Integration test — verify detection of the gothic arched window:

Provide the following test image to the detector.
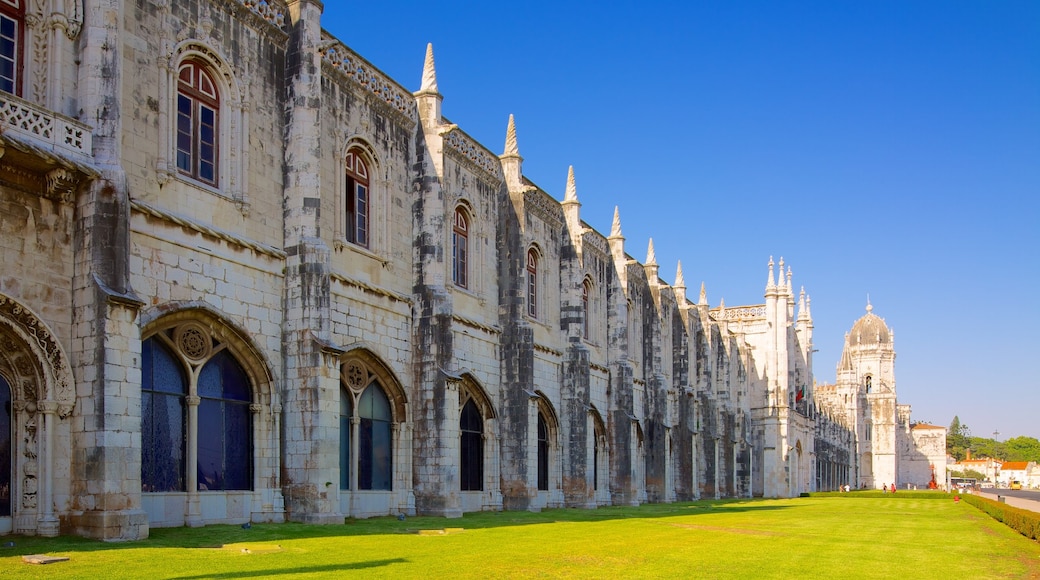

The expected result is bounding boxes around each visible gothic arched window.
[0,0,24,96]
[176,60,220,186]
[344,149,370,247]
[358,385,392,490]
[537,412,549,491]
[527,248,539,318]
[197,351,252,491]
[582,278,592,339]
[340,359,397,492]
[142,340,187,492]
[142,326,254,493]
[460,399,483,491]
[452,207,469,288]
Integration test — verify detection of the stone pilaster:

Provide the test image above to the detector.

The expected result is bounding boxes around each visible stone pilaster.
[67,0,148,541]
[280,0,341,524]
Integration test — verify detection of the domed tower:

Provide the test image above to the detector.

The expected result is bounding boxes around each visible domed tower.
[838,301,897,489]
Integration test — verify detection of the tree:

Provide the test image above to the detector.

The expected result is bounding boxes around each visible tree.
[1004,436,1040,463]
[947,416,971,461]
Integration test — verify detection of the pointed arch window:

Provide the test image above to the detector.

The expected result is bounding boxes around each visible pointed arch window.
[582,279,592,339]
[865,376,872,394]
[452,208,469,288]
[537,412,549,491]
[0,374,11,516]
[176,61,220,186]
[142,326,254,493]
[460,399,484,491]
[527,249,538,318]
[0,0,24,96]
[344,150,370,247]
[340,360,396,491]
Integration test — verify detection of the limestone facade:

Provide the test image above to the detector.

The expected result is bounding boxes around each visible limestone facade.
[815,305,946,490]
[0,1,891,540]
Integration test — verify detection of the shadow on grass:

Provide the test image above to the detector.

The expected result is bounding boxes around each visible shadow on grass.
[166,558,409,579]
[0,499,794,557]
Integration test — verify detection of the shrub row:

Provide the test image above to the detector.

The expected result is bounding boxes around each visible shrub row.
[960,493,1040,541]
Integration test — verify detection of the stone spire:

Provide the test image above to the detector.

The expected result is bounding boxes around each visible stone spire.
[644,239,659,283]
[420,42,438,93]
[504,114,519,156]
[766,256,776,291]
[564,165,577,202]
[805,293,812,318]
[674,261,686,300]
[500,114,523,191]
[786,266,793,293]
[610,206,623,238]
[699,282,707,306]
[777,257,785,291]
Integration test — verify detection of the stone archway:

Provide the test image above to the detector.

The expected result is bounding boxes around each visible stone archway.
[0,294,75,536]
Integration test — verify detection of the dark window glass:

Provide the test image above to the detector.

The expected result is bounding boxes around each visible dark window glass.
[452,209,468,288]
[527,250,538,318]
[176,62,219,185]
[0,8,19,95]
[537,413,549,491]
[460,399,483,491]
[358,385,392,490]
[0,374,11,516]
[176,95,193,173]
[197,351,252,491]
[340,390,351,490]
[141,339,187,492]
[344,151,370,248]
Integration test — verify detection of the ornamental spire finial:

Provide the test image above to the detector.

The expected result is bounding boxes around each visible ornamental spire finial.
[675,261,685,288]
[610,206,622,237]
[646,239,657,265]
[564,165,577,202]
[420,43,438,92]
[504,114,518,156]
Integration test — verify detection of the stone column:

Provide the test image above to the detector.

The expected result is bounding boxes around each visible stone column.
[280,0,342,524]
[184,396,201,527]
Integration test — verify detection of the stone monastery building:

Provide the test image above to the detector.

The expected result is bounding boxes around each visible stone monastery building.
[0,0,942,540]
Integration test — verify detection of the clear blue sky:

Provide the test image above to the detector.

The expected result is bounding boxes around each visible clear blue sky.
[324,1,1040,440]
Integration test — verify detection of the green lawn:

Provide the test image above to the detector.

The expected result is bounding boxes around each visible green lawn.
[1,496,1038,579]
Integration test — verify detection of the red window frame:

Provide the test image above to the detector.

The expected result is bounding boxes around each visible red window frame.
[452,208,469,288]
[0,0,24,96]
[176,61,220,186]
[345,150,370,247]
[527,249,538,318]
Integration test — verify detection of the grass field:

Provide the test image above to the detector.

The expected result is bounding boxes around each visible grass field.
[1,495,1038,579]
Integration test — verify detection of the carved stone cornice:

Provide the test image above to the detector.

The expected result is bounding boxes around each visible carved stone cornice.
[522,189,565,230]
[320,35,418,125]
[442,127,503,183]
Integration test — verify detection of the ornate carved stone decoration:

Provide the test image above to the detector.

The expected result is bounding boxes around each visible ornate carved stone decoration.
[0,295,74,415]
[319,35,418,124]
[175,322,212,363]
[343,360,368,392]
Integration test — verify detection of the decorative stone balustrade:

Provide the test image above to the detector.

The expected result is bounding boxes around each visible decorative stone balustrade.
[0,92,92,162]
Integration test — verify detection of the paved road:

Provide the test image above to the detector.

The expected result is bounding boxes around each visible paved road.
[978,487,1040,514]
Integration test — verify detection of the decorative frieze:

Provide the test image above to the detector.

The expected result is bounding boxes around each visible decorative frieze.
[523,189,565,230]
[709,305,766,321]
[320,36,418,123]
[443,127,502,181]
[234,0,287,30]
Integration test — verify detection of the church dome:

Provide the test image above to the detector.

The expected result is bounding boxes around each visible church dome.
[848,303,890,346]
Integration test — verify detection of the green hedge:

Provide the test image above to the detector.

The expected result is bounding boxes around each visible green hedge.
[960,493,1040,541]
